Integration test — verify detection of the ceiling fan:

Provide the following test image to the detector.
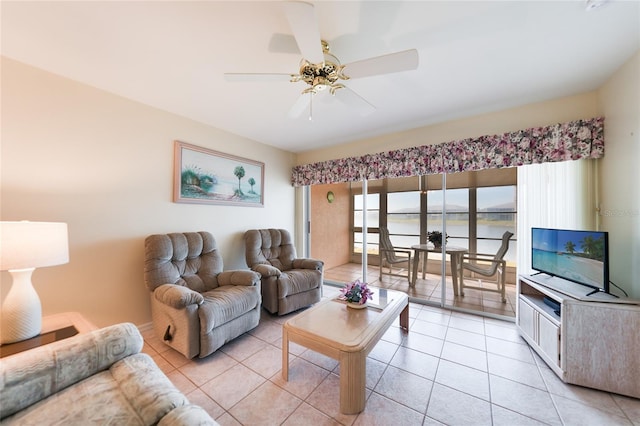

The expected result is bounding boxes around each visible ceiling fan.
[224,1,419,119]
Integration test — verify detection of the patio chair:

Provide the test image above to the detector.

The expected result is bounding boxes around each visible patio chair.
[378,227,412,284]
[459,231,513,302]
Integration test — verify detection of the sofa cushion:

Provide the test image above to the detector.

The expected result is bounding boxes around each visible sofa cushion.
[199,285,261,332]
[1,353,189,425]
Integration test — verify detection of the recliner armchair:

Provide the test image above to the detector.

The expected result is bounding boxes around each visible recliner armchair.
[144,231,261,359]
[244,229,323,315]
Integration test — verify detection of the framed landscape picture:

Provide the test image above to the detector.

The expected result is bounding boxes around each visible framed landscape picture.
[174,141,264,207]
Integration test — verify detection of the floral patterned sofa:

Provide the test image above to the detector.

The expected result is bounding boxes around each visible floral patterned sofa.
[0,322,217,425]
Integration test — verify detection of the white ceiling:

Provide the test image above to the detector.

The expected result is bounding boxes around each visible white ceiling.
[2,1,639,153]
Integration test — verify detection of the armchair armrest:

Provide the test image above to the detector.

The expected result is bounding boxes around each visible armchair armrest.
[218,270,261,286]
[154,284,204,309]
[252,263,281,277]
[0,323,143,419]
[292,258,324,271]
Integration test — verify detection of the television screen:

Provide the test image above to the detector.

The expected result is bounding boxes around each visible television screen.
[531,227,609,294]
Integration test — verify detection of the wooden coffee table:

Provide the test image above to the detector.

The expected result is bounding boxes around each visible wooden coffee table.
[282,288,409,414]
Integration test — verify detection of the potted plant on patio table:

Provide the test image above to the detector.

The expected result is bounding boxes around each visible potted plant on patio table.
[427,230,448,249]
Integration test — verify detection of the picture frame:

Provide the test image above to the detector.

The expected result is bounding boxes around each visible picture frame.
[174,141,264,207]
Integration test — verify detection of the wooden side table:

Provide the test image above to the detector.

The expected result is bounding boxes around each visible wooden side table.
[0,312,97,358]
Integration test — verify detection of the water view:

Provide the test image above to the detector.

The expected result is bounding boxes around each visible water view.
[356,221,516,263]
[353,186,517,262]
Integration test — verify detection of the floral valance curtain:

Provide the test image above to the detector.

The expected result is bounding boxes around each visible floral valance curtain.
[291,116,604,186]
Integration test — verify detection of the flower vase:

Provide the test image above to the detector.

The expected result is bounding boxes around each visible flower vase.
[347,302,367,309]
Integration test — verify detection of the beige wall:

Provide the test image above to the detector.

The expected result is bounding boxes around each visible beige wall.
[598,50,640,298]
[296,92,600,166]
[1,58,296,328]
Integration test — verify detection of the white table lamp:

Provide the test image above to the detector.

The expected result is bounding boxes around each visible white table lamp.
[0,221,69,344]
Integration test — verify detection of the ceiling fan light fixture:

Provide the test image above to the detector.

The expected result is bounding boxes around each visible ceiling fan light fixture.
[293,41,348,94]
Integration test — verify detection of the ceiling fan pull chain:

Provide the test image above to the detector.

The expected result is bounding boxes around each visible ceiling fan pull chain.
[309,92,313,121]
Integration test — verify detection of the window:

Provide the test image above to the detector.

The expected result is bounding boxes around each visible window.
[353,193,380,254]
[477,186,517,263]
[426,188,469,248]
[387,191,420,248]
[350,170,517,265]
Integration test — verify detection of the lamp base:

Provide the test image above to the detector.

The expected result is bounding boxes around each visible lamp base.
[0,268,42,344]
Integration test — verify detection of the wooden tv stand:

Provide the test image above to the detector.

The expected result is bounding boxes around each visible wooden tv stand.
[517,274,640,398]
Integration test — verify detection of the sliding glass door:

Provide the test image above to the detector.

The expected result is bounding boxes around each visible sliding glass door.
[308,168,517,319]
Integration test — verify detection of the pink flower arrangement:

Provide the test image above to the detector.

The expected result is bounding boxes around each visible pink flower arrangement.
[339,279,374,305]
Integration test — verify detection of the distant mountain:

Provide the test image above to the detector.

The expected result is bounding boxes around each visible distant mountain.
[426,203,469,213]
[478,201,516,212]
[388,203,468,214]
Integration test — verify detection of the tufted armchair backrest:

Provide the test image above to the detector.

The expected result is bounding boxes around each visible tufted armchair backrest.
[244,229,296,271]
[144,232,223,293]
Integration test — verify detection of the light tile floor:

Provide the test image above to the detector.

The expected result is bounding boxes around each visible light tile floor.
[141,285,640,426]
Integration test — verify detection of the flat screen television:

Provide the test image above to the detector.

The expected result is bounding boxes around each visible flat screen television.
[531,227,610,295]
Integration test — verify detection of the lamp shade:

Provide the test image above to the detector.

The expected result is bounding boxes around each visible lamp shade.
[0,221,69,271]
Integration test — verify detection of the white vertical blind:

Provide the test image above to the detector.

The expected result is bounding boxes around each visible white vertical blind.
[517,159,598,275]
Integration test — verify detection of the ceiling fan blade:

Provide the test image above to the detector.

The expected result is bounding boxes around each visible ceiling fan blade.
[288,92,314,118]
[224,73,293,82]
[268,33,300,54]
[283,1,324,64]
[334,87,376,116]
[343,49,419,79]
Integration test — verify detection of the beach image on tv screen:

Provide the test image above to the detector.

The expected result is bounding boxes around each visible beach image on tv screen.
[532,229,605,287]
